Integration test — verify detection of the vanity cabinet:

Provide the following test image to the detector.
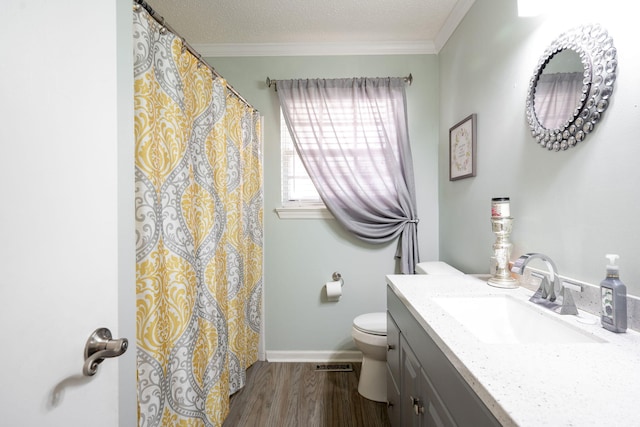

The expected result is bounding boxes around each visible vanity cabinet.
[387,285,500,427]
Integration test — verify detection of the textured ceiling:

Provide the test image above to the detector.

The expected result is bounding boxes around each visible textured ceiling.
[144,0,474,55]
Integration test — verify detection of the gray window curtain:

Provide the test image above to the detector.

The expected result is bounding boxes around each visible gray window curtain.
[534,72,583,129]
[277,77,419,274]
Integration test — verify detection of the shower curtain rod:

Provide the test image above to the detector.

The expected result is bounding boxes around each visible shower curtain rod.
[133,0,258,112]
[265,74,413,91]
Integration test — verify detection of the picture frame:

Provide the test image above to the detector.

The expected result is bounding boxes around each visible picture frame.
[449,113,477,181]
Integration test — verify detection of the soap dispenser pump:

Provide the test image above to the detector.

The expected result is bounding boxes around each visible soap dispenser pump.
[600,254,627,333]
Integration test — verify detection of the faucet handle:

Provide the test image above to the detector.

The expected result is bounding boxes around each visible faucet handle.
[555,280,580,315]
[559,285,579,315]
[529,273,549,302]
[531,271,558,302]
[561,280,583,293]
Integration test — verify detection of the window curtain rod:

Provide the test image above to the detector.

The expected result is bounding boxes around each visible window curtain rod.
[133,0,258,112]
[265,74,413,92]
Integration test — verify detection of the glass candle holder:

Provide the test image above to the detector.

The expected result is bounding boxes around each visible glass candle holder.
[488,208,518,289]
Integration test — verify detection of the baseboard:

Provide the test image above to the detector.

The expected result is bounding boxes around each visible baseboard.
[266,350,362,363]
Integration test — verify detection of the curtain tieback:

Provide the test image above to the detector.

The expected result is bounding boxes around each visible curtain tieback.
[406,218,419,224]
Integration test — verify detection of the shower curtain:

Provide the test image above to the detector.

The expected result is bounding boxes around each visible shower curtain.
[133,5,263,426]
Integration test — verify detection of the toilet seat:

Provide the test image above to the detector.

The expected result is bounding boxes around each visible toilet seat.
[353,312,387,336]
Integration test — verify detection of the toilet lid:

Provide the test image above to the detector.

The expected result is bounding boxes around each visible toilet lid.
[353,312,387,336]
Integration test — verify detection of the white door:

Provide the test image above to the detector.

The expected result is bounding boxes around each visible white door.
[0,1,136,425]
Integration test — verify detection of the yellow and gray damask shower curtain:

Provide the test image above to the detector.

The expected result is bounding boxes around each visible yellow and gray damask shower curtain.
[133,5,263,426]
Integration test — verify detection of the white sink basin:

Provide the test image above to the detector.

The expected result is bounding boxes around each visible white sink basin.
[432,294,605,344]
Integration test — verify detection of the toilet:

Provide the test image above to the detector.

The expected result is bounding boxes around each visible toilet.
[351,262,465,402]
[351,312,387,402]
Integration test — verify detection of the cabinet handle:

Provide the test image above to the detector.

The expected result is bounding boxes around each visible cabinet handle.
[409,395,425,415]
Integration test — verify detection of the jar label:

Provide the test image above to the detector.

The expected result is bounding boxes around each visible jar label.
[491,199,510,217]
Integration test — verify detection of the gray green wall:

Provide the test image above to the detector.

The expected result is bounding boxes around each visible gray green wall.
[208,0,640,356]
[439,0,640,294]
[208,55,439,355]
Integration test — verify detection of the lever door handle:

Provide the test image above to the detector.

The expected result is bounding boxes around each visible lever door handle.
[83,327,128,376]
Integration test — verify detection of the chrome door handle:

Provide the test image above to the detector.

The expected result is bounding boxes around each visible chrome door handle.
[83,327,128,376]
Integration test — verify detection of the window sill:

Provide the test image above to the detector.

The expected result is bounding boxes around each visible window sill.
[275,206,334,219]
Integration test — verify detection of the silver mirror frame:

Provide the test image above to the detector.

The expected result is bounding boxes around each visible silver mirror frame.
[525,24,617,151]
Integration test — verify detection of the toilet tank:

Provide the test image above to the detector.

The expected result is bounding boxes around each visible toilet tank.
[415,261,464,275]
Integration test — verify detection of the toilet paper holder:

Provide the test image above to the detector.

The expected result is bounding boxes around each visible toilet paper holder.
[332,272,344,286]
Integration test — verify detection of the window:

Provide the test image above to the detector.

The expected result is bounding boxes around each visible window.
[280,109,323,207]
[279,95,399,208]
[277,109,330,219]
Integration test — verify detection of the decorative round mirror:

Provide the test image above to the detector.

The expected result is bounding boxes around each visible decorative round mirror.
[525,24,617,151]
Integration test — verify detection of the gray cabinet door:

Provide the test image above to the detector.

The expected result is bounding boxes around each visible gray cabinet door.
[386,364,401,427]
[387,311,402,426]
[401,334,457,427]
[401,335,423,427]
[421,366,456,427]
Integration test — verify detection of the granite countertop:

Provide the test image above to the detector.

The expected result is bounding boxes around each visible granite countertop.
[386,274,640,427]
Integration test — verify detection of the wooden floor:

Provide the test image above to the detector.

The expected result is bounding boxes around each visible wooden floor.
[223,362,391,427]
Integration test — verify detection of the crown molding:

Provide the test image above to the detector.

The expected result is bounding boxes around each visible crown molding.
[192,0,475,57]
[193,40,437,57]
[434,0,476,52]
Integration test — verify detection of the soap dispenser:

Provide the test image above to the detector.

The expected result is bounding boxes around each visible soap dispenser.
[600,254,627,333]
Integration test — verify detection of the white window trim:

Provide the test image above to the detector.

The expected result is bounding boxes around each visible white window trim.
[275,204,334,220]
[280,108,330,219]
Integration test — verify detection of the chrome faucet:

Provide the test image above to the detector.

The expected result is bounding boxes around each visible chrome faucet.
[511,253,578,315]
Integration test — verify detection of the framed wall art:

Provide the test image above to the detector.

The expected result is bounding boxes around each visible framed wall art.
[449,114,477,181]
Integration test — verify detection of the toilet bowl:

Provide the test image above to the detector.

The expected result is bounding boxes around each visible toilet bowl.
[351,312,387,402]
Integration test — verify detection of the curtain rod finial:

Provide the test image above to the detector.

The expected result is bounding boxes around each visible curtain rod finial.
[266,77,277,91]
